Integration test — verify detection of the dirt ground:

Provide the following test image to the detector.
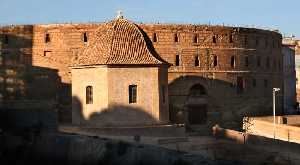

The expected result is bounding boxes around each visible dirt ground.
[59,126,300,165]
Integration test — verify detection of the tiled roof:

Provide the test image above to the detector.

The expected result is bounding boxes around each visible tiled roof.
[72,18,167,66]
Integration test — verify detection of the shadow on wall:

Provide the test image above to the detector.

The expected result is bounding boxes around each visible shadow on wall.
[0,28,71,129]
[168,75,274,126]
[0,29,65,102]
[137,26,169,64]
[72,96,159,127]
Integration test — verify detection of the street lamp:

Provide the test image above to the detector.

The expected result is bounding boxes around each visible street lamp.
[273,87,280,139]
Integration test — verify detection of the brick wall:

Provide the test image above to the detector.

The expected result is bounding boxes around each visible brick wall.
[0,22,284,126]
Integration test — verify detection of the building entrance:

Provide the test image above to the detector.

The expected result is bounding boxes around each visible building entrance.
[186,84,208,124]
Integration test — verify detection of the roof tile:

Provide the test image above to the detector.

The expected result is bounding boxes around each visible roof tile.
[72,18,167,66]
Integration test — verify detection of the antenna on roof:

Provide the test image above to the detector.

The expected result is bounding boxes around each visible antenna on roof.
[116,10,124,19]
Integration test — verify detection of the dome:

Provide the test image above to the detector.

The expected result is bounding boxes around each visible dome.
[72,18,167,66]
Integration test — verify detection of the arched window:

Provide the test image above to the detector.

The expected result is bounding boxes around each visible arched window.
[230,56,235,68]
[175,55,180,66]
[212,35,217,43]
[213,55,218,67]
[195,55,200,67]
[129,85,137,103]
[86,86,93,104]
[83,32,88,42]
[193,35,198,43]
[174,33,179,42]
[153,33,157,42]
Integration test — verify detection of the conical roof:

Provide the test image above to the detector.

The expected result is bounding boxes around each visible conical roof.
[72,18,167,66]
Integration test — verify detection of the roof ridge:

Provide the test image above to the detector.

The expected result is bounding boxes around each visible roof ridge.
[106,18,119,64]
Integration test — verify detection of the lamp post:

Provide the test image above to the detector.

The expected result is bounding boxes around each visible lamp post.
[273,87,280,139]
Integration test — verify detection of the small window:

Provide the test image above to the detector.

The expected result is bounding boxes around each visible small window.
[153,33,157,42]
[245,56,249,67]
[273,40,279,48]
[264,79,268,88]
[3,35,8,44]
[86,86,93,104]
[175,55,180,66]
[255,37,259,46]
[174,33,179,42]
[252,79,256,87]
[83,32,88,42]
[213,55,218,67]
[193,35,198,43]
[229,34,233,43]
[212,35,217,43]
[244,36,248,46]
[161,85,166,103]
[237,77,245,94]
[129,85,137,103]
[257,57,261,67]
[230,56,235,68]
[266,57,270,68]
[195,55,200,67]
[45,33,50,43]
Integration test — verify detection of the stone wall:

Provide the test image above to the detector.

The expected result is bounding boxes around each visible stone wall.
[0,25,60,106]
[140,24,283,126]
[243,115,300,143]
[0,22,284,126]
[72,65,169,126]
[71,66,109,125]
[1,132,220,165]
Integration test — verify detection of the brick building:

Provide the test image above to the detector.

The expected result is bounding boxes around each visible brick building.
[282,38,297,114]
[0,16,283,128]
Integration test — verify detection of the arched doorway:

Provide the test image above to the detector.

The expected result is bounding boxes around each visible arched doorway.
[185,84,208,124]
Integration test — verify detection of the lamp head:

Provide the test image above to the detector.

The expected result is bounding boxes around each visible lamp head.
[273,88,280,92]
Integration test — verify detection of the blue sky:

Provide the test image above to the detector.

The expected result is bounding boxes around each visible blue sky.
[0,0,299,38]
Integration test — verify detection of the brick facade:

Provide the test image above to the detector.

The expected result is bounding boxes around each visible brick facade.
[0,21,283,127]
